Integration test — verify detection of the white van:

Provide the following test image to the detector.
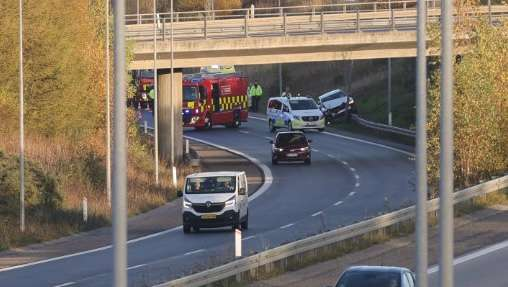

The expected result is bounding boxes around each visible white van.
[266,97,325,132]
[177,171,249,233]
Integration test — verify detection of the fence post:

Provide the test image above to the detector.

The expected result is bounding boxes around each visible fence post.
[235,229,242,258]
[279,7,283,17]
[144,120,148,134]
[172,166,178,187]
[404,1,407,9]
[374,3,377,12]
[244,13,249,37]
[162,18,165,41]
[82,197,88,223]
[320,11,324,34]
[391,8,395,30]
[204,16,208,39]
[283,12,287,36]
[356,9,360,32]
[176,12,179,22]
[185,139,189,155]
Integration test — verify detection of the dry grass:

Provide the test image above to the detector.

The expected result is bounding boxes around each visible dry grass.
[0,132,196,251]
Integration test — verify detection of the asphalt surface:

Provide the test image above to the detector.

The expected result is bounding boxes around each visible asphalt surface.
[0,112,414,287]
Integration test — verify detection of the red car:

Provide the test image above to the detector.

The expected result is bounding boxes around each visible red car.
[270,131,312,165]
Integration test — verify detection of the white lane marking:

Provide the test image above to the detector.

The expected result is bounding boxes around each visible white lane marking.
[264,136,273,141]
[355,182,360,188]
[334,201,344,206]
[280,223,295,229]
[184,136,273,203]
[326,154,336,159]
[311,148,319,152]
[184,249,205,256]
[0,136,273,273]
[348,192,356,196]
[239,130,250,134]
[249,116,414,157]
[0,225,182,273]
[242,235,256,241]
[53,282,76,287]
[355,174,360,180]
[341,160,349,166]
[350,167,356,172]
[427,239,508,274]
[312,211,323,217]
[323,131,415,157]
[127,264,146,271]
[249,115,267,121]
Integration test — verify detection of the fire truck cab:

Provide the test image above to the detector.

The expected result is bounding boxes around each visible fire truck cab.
[182,72,249,129]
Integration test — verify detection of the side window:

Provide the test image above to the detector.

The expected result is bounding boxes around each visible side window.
[401,272,413,287]
[282,104,289,113]
[238,175,246,195]
[198,85,206,102]
[269,100,282,110]
[405,272,415,287]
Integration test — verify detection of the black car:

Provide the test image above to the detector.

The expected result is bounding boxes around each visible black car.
[333,266,416,287]
[270,131,311,165]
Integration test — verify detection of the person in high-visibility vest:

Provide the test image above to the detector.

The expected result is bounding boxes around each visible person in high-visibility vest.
[251,81,263,113]
[247,83,253,111]
[148,87,155,111]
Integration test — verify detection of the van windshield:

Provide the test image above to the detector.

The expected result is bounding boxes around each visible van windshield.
[289,99,318,110]
[185,176,236,194]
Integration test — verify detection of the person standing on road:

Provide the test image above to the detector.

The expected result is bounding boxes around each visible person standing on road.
[281,86,292,98]
[148,86,155,111]
[251,80,263,113]
[247,83,253,111]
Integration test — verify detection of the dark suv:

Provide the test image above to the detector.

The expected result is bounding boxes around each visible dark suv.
[271,131,311,165]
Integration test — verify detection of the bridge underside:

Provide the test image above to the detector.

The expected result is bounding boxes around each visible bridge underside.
[129,31,427,70]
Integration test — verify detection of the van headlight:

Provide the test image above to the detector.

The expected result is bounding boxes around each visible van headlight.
[183,197,192,208]
[300,147,309,151]
[225,196,236,207]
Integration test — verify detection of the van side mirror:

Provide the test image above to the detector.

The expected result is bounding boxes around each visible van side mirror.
[239,187,246,195]
[177,190,183,197]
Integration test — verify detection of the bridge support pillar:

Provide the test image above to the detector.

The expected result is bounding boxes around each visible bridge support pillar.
[157,68,183,165]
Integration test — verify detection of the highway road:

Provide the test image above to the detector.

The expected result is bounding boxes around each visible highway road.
[428,239,508,287]
[0,114,414,287]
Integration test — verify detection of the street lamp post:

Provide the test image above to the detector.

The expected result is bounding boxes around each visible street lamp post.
[106,0,112,207]
[170,0,175,168]
[113,0,127,285]
[19,0,25,233]
[154,0,160,185]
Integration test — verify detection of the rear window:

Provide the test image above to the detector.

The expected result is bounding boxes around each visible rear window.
[336,271,401,287]
[322,91,346,102]
[289,99,318,110]
[276,133,308,147]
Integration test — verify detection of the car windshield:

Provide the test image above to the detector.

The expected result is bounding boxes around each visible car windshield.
[322,91,346,102]
[289,99,318,110]
[336,271,401,287]
[276,133,308,148]
[183,86,199,102]
[185,176,236,194]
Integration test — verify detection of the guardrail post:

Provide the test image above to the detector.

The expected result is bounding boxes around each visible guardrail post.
[162,18,165,41]
[204,16,208,39]
[185,139,189,155]
[279,7,283,17]
[82,197,88,223]
[144,120,148,134]
[356,9,360,32]
[172,166,177,187]
[176,12,179,22]
[403,2,407,9]
[373,3,377,12]
[244,13,249,37]
[343,4,346,13]
[391,8,395,30]
[283,13,287,36]
[320,12,324,34]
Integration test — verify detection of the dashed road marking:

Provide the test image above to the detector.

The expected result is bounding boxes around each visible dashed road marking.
[355,174,360,180]
[184,249,205,256]
[334,201,344,206]
[311,148,319,152]
[341,160,348,165]
[242,235,256,241]
[348,191,356,197]
[54,283,76,287]
[350,167,356,172]
[326,154,336,159]
[239,130,250,134]
[280,223,295,229]
[127,264,146,271]
[264,136,273,141]
[312,211,323,217]
[355,182,360,188]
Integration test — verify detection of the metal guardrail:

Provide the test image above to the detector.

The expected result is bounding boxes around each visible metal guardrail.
[156,175,508,287]
[125,5,508,42]
[126,0,437,24]
[352,114,416,137]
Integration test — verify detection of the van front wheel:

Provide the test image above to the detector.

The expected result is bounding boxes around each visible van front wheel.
[183,225,191,233]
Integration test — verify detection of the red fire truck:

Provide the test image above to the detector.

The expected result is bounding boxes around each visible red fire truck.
[182,72,249,129]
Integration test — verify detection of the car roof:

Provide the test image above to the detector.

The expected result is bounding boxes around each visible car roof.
[268,96,314,103]
[319,89,344,99]
[186,171,244,178]
[344,266,411,273]
[275,131,305,136]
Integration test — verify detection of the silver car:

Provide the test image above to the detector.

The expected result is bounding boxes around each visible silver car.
[333,266,416,287]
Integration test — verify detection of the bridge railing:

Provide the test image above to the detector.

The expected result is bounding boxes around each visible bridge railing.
[125,4,508,42]
[125,0,438,24]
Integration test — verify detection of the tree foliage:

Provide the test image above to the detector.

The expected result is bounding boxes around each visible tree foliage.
[427,18,508,195]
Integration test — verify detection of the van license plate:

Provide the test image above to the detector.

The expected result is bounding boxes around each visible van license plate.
[287,153,297,157]
[201,214,217,219]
